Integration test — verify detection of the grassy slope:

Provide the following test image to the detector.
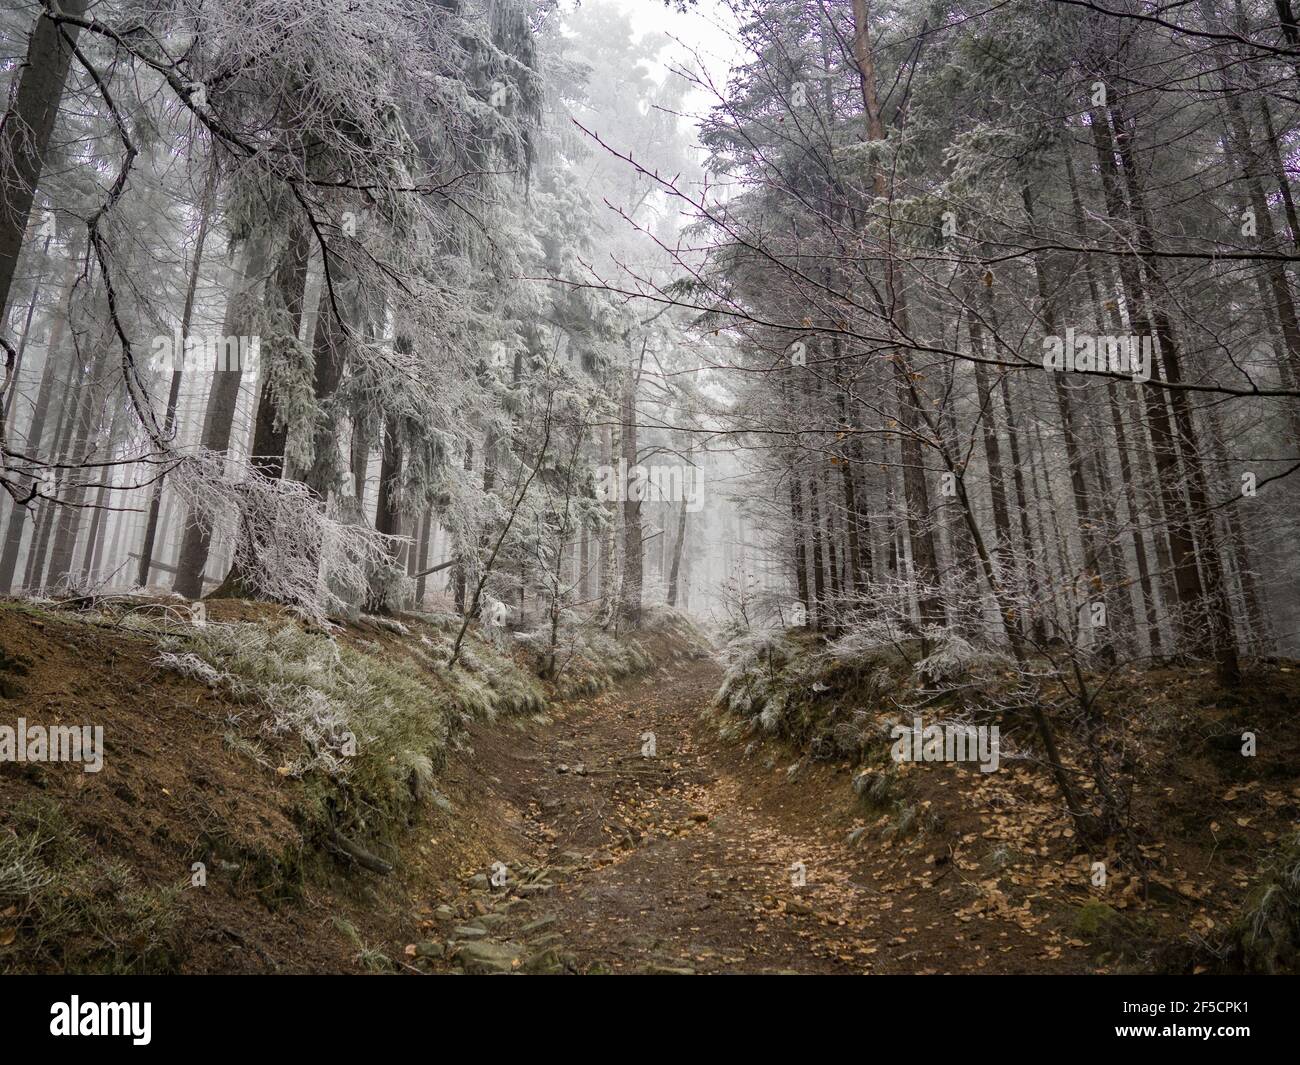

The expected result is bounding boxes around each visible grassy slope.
[0,597,707,974]
[710,629,1300,974]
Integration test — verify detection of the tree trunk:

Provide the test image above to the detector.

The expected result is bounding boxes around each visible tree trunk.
[1090,113,1209,647]
[790,470,809,618]
[578,521,591,606]
[366,414,403,612]
[1022,184,1115,660]
[0,0,89,320]
[172,232,271,597]
[302,254,356,499]
[619,372,642,628]
[413,505,432,607]
[1107,101,1240,683]
[246,221,311,484]
[0,240,81,592]
[3,229,54,426]
[138,156,216,586]
[20,347,79,590]
[45,339,113,589]
[666,500,687,607]
[848,0,942,632]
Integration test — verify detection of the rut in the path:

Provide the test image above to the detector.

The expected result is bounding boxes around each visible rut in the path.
[415,658,1082,975]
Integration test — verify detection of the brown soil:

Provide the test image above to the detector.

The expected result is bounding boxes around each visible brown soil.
[3,599,1295,975]
[414,658,1100,974]
[0,601,354,972]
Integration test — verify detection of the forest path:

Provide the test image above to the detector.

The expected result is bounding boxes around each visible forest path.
[422,656,1074,975]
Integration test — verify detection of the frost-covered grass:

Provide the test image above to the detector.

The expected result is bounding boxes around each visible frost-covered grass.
[514,603,709,696]
[150,606,701,858]
[1224,831,1300,974]
[0,798,180,974]
[713,627,910,759]
[713,625,1014,762]
[153,617,551,848]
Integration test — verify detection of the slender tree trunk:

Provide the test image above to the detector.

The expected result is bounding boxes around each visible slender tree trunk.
[45,340,113,589]
[848,0,941,631]
[790,470,809,617]
[3,229,53,426]
[807,465,826,629]
[414,505,432,607]
[968,312,1015,592]
[666,500,687,607]
[138,155,216,586]
[0,241,81,592]
[578,521,591,606]
[619,372,642,627]
[78,402,126,585]
[453,439,473,613]
[21,348,79,590]
[172,232,271,598]
[367,414,404,612]
[990,321,1049,643]
[0,0,89,320]
[1022,184,1115,659]
[1107,101,1240,683]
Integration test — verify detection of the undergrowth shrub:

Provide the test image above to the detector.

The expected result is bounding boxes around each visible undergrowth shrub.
[153,621,545,841]
[1222,832,1300,974]
[0,798,180,974]
[713,628,908,759]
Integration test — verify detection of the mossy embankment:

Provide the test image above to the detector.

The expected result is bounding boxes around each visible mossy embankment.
[710,628,1300,974]
[0,596,708,973]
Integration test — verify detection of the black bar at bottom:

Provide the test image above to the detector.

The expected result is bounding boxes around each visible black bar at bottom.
[0,974,1290,1051]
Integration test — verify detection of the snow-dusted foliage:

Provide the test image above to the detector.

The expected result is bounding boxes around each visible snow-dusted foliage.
[155,624,359,778]
[715,630,799,723]
[168,450,402,626]
[910,631,1012,683]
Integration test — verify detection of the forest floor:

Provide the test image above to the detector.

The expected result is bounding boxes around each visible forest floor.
[2,599,1294,974]
[413,658,1093,974]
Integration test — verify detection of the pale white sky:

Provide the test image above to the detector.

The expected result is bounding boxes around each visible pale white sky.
[609,0,742,104]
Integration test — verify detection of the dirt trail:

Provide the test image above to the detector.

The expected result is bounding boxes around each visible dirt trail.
[421,657,1084,975]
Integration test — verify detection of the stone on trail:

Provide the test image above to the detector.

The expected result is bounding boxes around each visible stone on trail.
[470,913,508,932]
[453,940,523,975]
[527,931,564,950]
[519,914,558,936]
[521,947,567,974]
[451,925,488,940]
